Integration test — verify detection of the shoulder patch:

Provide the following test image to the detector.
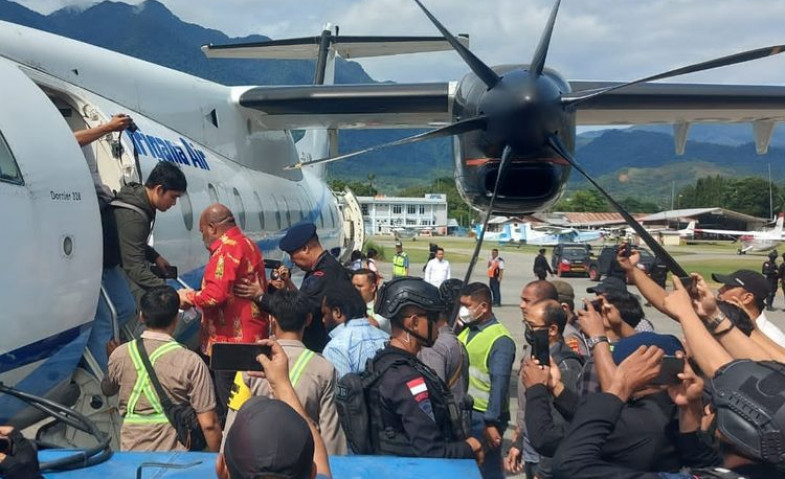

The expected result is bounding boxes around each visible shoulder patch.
[227,371,252,412]
[407,377,435,421]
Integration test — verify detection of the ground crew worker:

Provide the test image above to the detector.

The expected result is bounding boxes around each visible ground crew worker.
[392,241,409,277]
[487,249,504,306]
[458,283,515,479]
[533,248,553,280]
[763,250,779,311]
[367,277,484,461]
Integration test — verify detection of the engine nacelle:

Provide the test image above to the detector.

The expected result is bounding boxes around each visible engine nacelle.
[451,65,575,215]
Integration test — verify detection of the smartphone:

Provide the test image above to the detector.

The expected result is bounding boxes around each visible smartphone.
[210,343,272,371]
[0,437,11,454]
[651,356,684,385]
[583,298,604,311]
[619,243,631,257]
[151,265,178,279]
[531,329,550,367]
[678,276,698,298]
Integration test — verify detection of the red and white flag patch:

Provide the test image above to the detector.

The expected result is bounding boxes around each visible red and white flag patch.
[407,377,429,402]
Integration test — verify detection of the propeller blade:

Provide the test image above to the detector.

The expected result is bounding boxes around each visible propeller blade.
[530,0,562,77]
[413,0,501,89]
[563,44,785,107]
[547,135,689,279]
[287,115,487,170]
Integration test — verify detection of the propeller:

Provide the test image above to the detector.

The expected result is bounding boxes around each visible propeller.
[288,115,487,169]
[412,0,501,89]
[547,135,689,278]
[529,0,561,77]
[563,44,785,107]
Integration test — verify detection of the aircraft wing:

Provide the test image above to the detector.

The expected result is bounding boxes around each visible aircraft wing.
[694,227,754,237]
[570,81,785,125]
[236,82,454,130]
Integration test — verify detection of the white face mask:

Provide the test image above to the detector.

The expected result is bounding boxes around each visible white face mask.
[458,305,476,323]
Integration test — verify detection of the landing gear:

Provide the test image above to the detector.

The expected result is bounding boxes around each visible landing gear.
[737,248,746,255]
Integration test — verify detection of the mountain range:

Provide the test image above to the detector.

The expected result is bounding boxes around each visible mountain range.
[1,0,783,201]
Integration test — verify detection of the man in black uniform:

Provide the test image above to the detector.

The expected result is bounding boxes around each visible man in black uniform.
[780,252,785,310]
[762,250,779,311]
[366,277,484,461]
[243,223,350,352]
[534,248,554,280]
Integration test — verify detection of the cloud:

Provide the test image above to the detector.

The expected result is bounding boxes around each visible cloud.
[16,0,785,85]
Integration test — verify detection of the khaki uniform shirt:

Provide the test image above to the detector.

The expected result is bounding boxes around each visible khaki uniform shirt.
[224,339,347,455]
[102,331,216,452]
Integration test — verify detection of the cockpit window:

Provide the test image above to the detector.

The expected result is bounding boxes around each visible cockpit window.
[0,131,23,185]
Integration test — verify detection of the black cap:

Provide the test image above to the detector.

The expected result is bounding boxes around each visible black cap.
[587,276,627,295]
[279,223,317,253]
[225,397,314,479]
[712,269,770,303]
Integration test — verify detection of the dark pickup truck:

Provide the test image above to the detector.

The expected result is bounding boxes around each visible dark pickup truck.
[588,245,655,281]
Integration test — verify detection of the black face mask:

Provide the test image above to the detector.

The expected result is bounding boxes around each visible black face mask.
[525,325,535,347]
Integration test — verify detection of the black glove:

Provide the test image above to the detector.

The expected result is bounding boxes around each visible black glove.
[0,430,42,479]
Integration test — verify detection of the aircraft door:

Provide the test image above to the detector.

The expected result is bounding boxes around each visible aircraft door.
[0,59,101,386]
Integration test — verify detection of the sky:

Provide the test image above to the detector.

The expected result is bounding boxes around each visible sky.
[16,0,785,88]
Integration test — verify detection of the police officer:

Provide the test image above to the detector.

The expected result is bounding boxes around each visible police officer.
[779,252,785,310]
[392,241,409,278]
[762,250,779,311]
[367,277,484,461]
[242,223,351,352]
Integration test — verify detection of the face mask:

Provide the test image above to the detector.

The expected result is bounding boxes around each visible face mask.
[525,325,535,346]
[458,306,476,324]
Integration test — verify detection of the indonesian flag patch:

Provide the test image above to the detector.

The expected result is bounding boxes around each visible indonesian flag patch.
[407,377,435,421]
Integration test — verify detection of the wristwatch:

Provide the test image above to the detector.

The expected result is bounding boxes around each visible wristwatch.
[586,335,610,351]
[706,311,727,332]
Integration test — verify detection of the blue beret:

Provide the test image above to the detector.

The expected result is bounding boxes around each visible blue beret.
[279,223,317,252]
[612,332,683,365]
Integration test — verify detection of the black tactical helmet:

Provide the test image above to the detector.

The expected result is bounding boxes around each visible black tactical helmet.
[375,277,443,322]
[711,360,785,465]
[769,250,778,259]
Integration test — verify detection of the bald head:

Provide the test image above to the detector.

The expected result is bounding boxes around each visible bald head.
[199,203,236,249]
[520,280,558,318]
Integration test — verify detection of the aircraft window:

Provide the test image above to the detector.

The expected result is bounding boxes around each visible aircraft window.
[282,197,292,227]
[233,188,246,229]
[208,184,219,204]
[329,206,336,228]
[272,194,282,230]
[319,209,325,228]
[254,192,265,230]
[180,191,193,230]
[0,131,23,185]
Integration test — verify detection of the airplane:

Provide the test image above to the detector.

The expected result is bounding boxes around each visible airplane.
[475,221,602,246]
[695,213,785,254]
[607,221,696,241]
[2,0,785,473]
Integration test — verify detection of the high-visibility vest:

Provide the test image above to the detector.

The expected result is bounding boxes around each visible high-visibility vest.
[125,340,182,425]
[392,252,408,276]
[458,323,513,412]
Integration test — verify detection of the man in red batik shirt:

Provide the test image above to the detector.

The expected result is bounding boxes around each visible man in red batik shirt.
[178,203,267,424]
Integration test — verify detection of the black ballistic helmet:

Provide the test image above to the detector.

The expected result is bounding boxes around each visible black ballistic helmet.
[375,277,443,322]
[711,360,785,464]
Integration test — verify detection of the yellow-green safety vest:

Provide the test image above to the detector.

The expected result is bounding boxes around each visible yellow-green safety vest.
[458,323,513,412]
[392,252,408,276]
[125,340,182,425]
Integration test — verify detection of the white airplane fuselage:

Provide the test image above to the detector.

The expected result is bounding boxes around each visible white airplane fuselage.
[0,21,342,422]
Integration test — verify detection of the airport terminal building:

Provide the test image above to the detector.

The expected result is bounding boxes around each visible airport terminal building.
[357,194,449,235]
